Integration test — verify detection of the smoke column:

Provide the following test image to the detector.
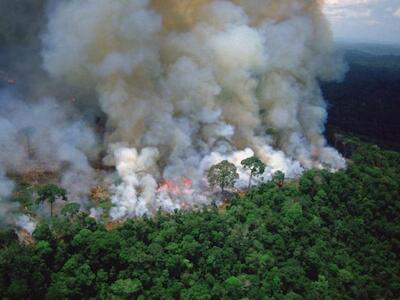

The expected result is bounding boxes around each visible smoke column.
[2,0,348,220]
[0,168,16,223]
[0,0,102,227]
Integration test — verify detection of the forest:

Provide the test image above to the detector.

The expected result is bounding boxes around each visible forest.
[0,1,400,299]
[323,45,400,148]
[1,143,399,299]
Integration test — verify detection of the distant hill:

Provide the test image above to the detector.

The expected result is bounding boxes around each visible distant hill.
[336,41,400,56]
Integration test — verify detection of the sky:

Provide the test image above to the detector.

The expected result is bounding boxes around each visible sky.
[324,0,400,44]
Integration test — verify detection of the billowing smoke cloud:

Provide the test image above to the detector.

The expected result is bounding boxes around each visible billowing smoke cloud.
[0,0,102,226]
[0,90,98,203]
[40,0,346,219]
[0,0,344,220]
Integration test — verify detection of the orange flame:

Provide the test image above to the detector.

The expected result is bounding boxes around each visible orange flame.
[157,177,193,195]
[180,201,189,209]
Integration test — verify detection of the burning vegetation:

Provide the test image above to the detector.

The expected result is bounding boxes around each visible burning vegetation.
[90,185,110,202]
[11,167,57,185]
[0,1,399,299]
[1,0,347,228]
[157,178,193,195]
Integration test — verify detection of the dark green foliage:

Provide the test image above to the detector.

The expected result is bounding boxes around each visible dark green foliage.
[11,183,35,214]
[61,203,81,219]
[0,145,399,299]
[208,160,239,193]
[36,184,67,217]
[241,156,266,189]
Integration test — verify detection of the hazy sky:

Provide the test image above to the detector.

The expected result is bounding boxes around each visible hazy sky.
[324,0,400,44]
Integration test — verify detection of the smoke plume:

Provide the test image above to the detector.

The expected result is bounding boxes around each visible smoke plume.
[1,0,347,221]
[0,168,16,223]
[0,89,98,224]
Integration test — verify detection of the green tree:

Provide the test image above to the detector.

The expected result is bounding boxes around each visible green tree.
[46,256,95,299]
[272,171,285,188]
[36,184,67,217]
[241,156,266,189]
[110,278,142,299]
[61,203,81,219]
[207,160,239,193]
[1,142,399,300]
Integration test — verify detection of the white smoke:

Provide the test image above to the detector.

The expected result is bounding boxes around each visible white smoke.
[39,0,346,219]
[0,169,14,199]
[0,90,98,203]
[15,215,37,234]
[0,169,35,233]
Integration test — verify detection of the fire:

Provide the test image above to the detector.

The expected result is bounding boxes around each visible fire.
[105,220,124,231]
[180,201,189,209]
[157,179,180,194]
[183,178,193,188]
[157,177,193,195]
[156,178,195,211]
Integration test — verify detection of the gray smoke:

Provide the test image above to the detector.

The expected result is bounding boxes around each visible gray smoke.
[42,0,347,219]
[0,168,16,223]
[0,90,98,211]
[1,0,347,222]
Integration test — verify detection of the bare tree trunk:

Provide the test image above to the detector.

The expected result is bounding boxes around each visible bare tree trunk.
[248,173,253,190]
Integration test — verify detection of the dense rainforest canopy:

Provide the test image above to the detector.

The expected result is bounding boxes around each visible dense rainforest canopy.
[0,144,399,299]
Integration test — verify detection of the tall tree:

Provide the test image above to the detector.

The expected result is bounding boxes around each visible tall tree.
[36,184,67,217]
[241,156,266,189]
[207,160,239,193]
